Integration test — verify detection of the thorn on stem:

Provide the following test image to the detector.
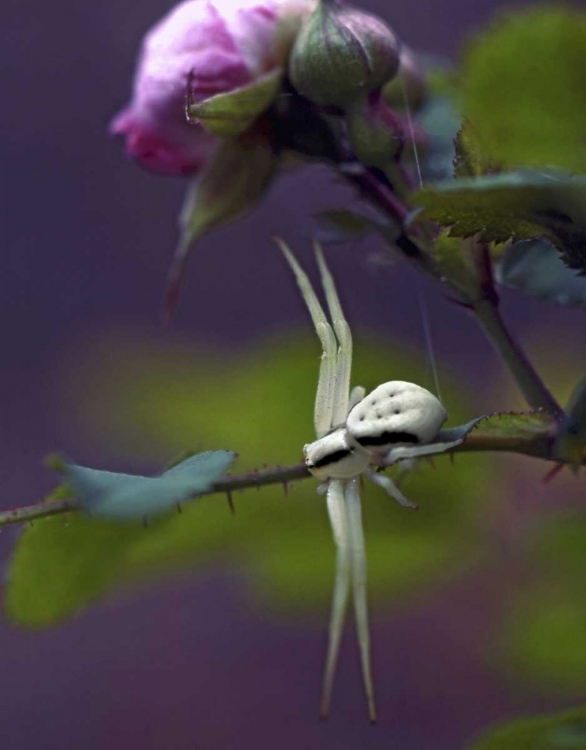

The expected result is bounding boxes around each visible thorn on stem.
[226,491,235,515]
[445,295,474,311]
[542,463,564,484]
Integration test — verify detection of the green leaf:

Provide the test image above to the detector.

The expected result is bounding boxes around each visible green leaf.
[499,239,586,308]
[66,451,236,521]
[166,135,277,317]
[415,171,586,273]
[473,411,555,437]
[500,516,586,691]
[6,337,492,627]
[187,70,282,136]
[447,410,557,460]
[6,515,144,628]
[461,6,586,172]
[454,121,500,178]
[432,231,479,302]
[501,585,586,693]
[466,706,586,750]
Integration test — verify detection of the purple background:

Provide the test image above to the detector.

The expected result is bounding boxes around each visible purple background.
[1,1,585,748]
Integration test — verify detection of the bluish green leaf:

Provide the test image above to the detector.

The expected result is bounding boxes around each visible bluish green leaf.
[417,96,461,183]
[499,239,586,307]
[166,136,277,317]
[438,416,484,444]
[67,451,236,522]
[389,417,485,463]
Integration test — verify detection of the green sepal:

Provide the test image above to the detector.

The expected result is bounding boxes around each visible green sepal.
[187,70,282,136]
[166,134,277,317]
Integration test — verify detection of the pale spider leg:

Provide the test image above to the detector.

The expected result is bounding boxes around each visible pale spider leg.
[392,457,419,487]
[365,469,418,509]
[345,476,377,723]
[278,241,338,437]
[383,437,465,466]
[314,242,353,427]
[321,479,351,720]
[348,385,366,411]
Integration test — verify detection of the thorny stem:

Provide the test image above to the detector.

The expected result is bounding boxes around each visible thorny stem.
[0,463,309,529]
[344,164,564,419]
[343,165,435,272]
[0,420,580,530]
[473,300,563,418]
[470,242,564,419]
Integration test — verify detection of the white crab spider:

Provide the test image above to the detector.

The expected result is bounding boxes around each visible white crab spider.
[279,240,453,723]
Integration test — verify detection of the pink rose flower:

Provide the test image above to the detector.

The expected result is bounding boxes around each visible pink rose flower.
[110,0,314,175]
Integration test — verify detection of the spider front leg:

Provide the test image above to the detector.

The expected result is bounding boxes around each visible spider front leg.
[278,240,338,437]
[314,243,353,426]
[382,437,465,466]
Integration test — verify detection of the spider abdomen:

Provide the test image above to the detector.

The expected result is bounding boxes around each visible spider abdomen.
[346,380,447,456]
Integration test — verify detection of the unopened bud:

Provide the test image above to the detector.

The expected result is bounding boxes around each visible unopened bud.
[289,0,401,109]
[346,92,403,168]
[383,46,428,112]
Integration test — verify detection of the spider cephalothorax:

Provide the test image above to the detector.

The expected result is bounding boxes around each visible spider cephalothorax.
[279,240,464,722]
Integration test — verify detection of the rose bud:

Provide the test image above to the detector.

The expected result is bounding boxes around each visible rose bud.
[110,0,315,175]
[289,0,401,110]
